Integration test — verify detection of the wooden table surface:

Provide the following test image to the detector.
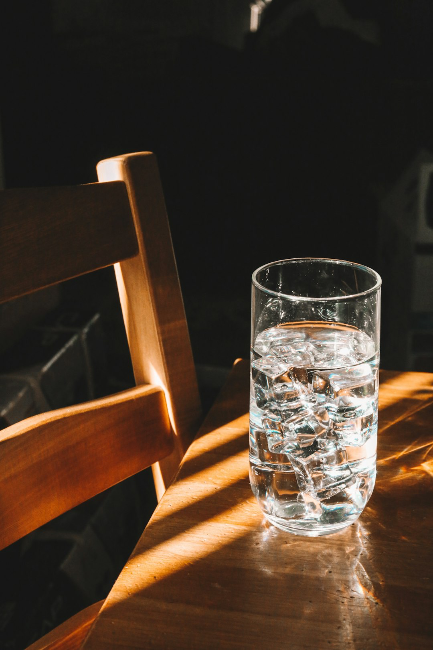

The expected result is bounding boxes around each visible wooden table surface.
[82,361,433,649]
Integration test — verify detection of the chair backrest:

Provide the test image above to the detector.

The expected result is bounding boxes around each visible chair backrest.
[0,151,202,552]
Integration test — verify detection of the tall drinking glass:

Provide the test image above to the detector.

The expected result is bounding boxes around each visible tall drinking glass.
[250,259,381,536]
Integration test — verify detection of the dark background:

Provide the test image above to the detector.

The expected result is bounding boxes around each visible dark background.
[2,0,433,370]
[1,2,433,646]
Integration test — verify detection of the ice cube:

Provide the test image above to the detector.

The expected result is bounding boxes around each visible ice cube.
[299,491,323,518]
[315,354,355,370]
[344,477,368,510]
[308,333,356,368]
[309,329,352,342]
[286,406,330,448]
[310,338,352,356]
[252,357,290,380]
[311,370,333,403]
[315,404,330,423]
[262,412,284,447]
[252,357,291,410]
[267,407,308,453]
[330,362,375,392]
[330,364,377,409]
[270,341,314,367]
[288,438,352,499]
[272,376,305,407]
[290,366,311,386]
[344,432,377,463]
[254,327,306,356]
[308,328,377,367]
[263,410,307,455]
[268,437,298,455]
[313,349,356,369]
[254,430,292,465]
[262,414,289,455]
[254,355,310,416]
[253,383,267,410]
[262,411,283,432]
[351,330,375,362]
[312,364,377,411]
[332,407,376,446]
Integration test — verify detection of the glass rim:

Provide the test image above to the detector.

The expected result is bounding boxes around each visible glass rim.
[252,258,382,302]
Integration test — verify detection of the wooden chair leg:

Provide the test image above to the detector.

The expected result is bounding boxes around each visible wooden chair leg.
[25,600,104,650]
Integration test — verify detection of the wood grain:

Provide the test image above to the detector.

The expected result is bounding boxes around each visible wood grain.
[97,153,202,498]
[26,600,103,650]
[0,385,173,550]
[0,181,137,303]
[82,362,433,650]
[0,152,202,649]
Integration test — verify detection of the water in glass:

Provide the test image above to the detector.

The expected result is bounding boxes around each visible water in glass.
[249,322,378,536]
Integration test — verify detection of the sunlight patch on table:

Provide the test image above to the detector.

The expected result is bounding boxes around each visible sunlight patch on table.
[379,371,433,394]
[187,415,249,459]
[103,497,256,606]
[413,459,433,478]
[378,439,433,465]
[155,448,250,517]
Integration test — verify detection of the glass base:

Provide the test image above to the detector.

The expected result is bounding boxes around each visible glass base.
[265,512,360,537]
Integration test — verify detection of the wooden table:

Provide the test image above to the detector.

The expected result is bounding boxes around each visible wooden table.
[82,361,433,649]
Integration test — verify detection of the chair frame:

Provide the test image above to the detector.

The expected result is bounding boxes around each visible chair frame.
[0,151,202,549]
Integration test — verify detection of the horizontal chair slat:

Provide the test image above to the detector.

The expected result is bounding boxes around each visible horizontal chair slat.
[0,181,138,303]
[0,385,173,550]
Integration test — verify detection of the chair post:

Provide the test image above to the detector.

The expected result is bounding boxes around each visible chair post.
[97,152,202,498]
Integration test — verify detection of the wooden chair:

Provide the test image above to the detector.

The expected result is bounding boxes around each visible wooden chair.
[0,152,202,649]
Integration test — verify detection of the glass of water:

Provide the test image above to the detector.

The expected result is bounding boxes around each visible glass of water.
[249,258,381,536]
